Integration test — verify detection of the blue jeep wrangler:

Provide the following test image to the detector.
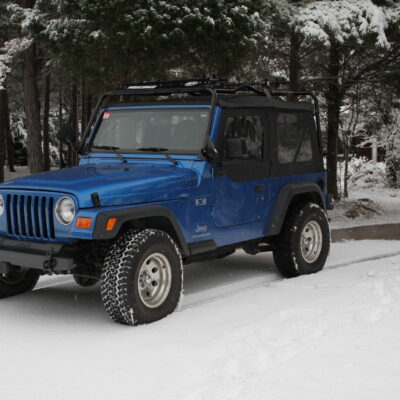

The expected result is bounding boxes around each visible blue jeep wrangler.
[0,79,331,325]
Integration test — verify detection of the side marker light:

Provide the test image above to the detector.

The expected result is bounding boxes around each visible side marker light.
[106,218,117,231]
[76,217,92,229]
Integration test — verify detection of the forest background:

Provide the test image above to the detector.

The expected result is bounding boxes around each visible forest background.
[1,0,400,199]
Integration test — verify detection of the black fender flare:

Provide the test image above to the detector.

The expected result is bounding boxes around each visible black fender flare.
[267,183,325,236]
[93,205,189,256]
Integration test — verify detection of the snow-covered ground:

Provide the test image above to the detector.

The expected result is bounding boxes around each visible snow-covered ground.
[329,187,400,229]
[1,241,400,400]
[3,165,33,181]
[331,158,400,228]
[1,167,400,398]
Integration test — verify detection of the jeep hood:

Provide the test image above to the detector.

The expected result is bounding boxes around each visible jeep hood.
[1,163,198,208]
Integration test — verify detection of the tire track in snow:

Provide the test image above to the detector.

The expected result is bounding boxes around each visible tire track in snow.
[327,250,400,270]
[179,250,400,311]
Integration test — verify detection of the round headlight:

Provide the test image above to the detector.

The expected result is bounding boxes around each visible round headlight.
[0,194,4,217]
[56,197,76,225]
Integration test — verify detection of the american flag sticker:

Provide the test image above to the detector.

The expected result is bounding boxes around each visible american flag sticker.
[103,111,111,120]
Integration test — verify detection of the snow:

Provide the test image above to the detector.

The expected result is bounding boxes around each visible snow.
[89,30,102,39]
[293,0,394,48]
[4,166,37,181]
[2,168,400,398]
[0,58,11,90]
[344,158,387,189]
[331,158,400,228]
[0,37,32,89]
[1,241,400,399]
[329,188,400,229]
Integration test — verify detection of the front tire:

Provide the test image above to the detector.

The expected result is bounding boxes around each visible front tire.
[101,229,183,325]
[0,267,41,298]
[273,202,330,278]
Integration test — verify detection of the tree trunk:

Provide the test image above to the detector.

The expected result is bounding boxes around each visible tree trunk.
[216,56,232,80]
[69,80,79,166]
[0,90,6,183]
[343,131,349,198]
[85,94,92,126]
[289,29,302,98]
[58,87,66,168]
[43,70,51,171]
[3,89,15,172]
[22,0,43,174]
[81,79,86,138]
[325,39,342,200]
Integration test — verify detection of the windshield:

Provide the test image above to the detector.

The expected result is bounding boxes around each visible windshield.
[91,107,211,153]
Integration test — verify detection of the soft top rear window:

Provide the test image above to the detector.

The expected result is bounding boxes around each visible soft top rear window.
[277,112,314,164]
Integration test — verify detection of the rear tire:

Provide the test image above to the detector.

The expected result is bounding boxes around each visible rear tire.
[0,267,40,298]
[273,202,330,278]
[101,229,183,325]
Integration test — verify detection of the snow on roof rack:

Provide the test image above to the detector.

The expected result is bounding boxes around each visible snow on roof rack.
[120,77,296,96]
[122,78,227,90]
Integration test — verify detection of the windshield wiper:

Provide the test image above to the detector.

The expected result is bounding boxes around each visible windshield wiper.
[92,145,127,163]
[137,147,178,165]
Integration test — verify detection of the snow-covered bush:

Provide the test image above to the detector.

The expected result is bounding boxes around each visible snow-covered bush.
[346,158,387,189]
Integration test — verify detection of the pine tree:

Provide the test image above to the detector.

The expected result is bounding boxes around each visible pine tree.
[291,0,400,199]
[0,0,10,182]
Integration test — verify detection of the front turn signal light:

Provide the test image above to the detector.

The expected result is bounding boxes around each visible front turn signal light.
[106,218,117,231]
[76,217,92,229]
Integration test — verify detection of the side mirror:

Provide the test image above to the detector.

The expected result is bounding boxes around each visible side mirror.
[57,124,77,147]
[201,137,219,162]
[225,138,247,159]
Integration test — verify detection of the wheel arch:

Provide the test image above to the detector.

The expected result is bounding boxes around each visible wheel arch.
[93,205,190,256]
[267,183,326,237]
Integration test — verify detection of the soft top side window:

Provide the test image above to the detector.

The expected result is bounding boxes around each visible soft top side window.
[277,112,314,164]
[223,114,264,160]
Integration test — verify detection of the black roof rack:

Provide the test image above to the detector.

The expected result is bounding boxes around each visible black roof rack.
[121,78,226,90]
[121,77,285,96]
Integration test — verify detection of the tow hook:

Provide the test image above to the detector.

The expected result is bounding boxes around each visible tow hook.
[43,255,57,272]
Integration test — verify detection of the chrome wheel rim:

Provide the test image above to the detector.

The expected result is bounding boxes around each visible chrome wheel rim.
[300,220,323,263]
[138,253,172,308]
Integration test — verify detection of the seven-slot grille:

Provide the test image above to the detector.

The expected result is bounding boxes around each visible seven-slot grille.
[5,193,56,240]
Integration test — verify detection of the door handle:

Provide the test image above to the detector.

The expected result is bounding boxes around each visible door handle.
[254,185,265,193]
